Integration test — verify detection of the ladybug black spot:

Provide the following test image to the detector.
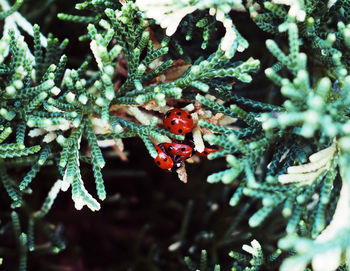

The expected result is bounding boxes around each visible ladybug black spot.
[204,151,208,154]
[167,126,171,130]
[187,115,192,119]
[181,147,186,151]
[171,120,175,125]
[176,112,181,116]
[156,161,161,165]
[168,146,173,151]
[178,129,183,133]
[163,158,167,161]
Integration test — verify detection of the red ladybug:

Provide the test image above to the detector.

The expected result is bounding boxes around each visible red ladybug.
[154,144,184,171]
[164,108,194,135]
[163,143,193,160]
[154,145,174,170]
[197,147,218,157]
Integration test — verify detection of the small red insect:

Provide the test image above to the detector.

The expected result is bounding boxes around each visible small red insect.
[164,108,194,135]
[154,145,174,170]
[154,144,184,171]
[163,143,193,161]
[196,147,219,157]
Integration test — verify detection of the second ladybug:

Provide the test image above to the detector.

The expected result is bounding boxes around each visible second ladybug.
[162,142,193,161]
[154,144,183,171]
[154,145,174,170]
[164,108,194,135]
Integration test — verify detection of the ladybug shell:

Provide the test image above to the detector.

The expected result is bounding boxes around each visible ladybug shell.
[164,108,194,135]
[154,145,174,170]
[196,147,218,157]
[163,143,193,161]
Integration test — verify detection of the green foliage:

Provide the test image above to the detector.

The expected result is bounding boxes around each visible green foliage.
[2,0,350,270]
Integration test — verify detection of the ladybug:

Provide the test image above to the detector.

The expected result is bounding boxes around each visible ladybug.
[154,145,174,170]
[163,143,193,161]
[154,144,184,171]
[164,108,194,135]
[196,147,219,157]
